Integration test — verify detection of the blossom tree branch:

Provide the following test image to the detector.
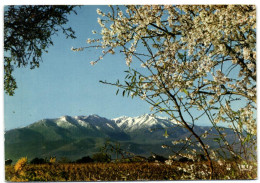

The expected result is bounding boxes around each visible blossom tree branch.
[73,5,256,179]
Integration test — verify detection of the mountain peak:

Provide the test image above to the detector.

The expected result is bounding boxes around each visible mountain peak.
[88,114,102,118]
[56,115,77,128]
[59,115,70,121]
[5,113,234,163]
[112,114,175,131]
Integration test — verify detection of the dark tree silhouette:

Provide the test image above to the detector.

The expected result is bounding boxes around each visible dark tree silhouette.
[30,157,46,164]
[5,159,12,165]
[75,156,94,163]
[4,5,77,95]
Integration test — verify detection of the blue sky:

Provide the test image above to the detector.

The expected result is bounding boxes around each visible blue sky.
[3,4,257,131]
[4,5,152,130]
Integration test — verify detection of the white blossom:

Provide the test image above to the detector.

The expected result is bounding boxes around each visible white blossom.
[78,6,256,175]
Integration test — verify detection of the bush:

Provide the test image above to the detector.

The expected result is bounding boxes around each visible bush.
[30,158,46,164]
[5,159,12,165]
[147,154,167,163]
[92,153,111,163]
[76,156,93,163]
[179,157,193,162]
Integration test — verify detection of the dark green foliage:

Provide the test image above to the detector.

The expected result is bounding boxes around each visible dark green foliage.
[4,5,77,95]
[30,157,46,164]
[147,154,167,163]
[179,157,192,162]
[92,152,111,163]
[75,156,93,163]
[5,159,12,165]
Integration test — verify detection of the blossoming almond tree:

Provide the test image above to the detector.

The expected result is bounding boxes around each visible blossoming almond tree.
[73,5,256,179]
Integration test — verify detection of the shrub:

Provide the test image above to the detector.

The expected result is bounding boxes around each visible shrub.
[5,159,12,165]
[92,153,111,163]
[179,157,192,163]
[76,156,93,163]
[148,154,167,163]
[30,157,46,164]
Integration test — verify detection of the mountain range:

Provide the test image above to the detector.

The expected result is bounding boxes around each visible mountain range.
[5,114,234,162]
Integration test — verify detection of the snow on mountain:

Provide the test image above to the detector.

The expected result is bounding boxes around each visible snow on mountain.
[34,114,179,133]
[56,115,77,128]
[5,113,237,162]
[73,117,90,128]
[112,114,178,131]
[54,114,121,132]
[106,123,115,129]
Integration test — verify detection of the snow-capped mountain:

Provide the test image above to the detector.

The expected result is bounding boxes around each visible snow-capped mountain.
[31,114,178,133]
[5,114,234,162]
[55,114,121,131]
[113,114,178,132]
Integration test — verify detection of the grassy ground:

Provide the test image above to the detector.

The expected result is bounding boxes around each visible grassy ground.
[5,161,257,181]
